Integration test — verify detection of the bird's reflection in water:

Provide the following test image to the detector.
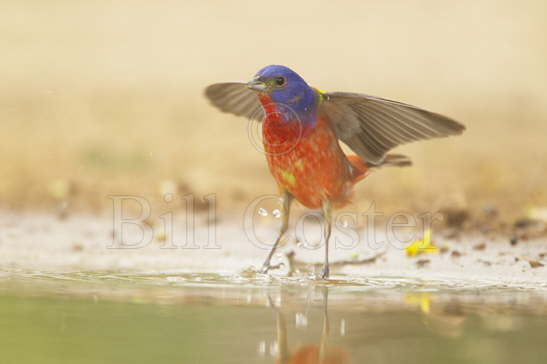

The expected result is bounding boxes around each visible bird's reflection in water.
[268,288,350,364]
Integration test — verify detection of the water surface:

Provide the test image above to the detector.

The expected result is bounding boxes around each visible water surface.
[1,271,546,364]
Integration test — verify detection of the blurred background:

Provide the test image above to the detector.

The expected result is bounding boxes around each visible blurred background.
[1,0,546,219]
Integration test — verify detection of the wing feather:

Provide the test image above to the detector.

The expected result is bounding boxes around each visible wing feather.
[320,92,465,164]
[204,82,264,121]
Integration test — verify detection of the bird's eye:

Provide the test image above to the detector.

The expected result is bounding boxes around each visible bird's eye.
[275,77,286,87]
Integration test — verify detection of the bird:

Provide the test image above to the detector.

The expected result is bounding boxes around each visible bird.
[205,65,465,279]
[268,288,349,364]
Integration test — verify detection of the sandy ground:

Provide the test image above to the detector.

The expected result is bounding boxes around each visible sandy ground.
[1,211,546,289]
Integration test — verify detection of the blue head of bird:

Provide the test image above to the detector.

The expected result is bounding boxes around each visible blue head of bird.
[247,65,317,125]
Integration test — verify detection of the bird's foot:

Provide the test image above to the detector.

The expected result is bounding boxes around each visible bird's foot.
[260,264,271,274]
[260,262,284,275]
[320,264,330,280]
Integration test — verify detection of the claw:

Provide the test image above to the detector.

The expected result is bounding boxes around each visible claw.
[261,262,284,274]
[320,264,330,279]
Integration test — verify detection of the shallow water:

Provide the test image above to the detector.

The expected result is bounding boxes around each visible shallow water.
[2,271,547,364]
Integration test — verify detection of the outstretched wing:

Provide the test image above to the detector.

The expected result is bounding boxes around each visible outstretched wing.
[204,82,264,121]
[320,92,465,165]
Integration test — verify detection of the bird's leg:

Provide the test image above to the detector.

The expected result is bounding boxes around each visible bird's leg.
[320,200,332,279]
[261,191,293,274]
[318,287,330,362]
[267,295,290,364]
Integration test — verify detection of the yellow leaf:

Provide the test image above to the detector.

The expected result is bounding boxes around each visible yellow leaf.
[405,293,431,314]
[406,229,438,256]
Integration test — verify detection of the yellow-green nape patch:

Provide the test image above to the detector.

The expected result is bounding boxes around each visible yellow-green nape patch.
[314,87,326,103]
[279,169,296,187]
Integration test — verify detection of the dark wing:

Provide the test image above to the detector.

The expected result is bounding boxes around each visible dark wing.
[320,92,465,165]
[204,82,264,121]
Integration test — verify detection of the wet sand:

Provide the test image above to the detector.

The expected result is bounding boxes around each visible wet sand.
[1,211,546,290]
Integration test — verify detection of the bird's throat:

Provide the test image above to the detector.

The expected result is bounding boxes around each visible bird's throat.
[258,94,316,156]
[258,93,316,127]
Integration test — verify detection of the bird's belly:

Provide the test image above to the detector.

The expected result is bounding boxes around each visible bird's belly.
[263,122,353,209]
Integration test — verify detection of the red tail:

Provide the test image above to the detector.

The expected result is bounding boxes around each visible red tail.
[346,155,369,183]
[347,153,412,184]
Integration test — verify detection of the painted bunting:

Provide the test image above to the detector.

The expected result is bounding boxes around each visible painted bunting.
[205,65,465,279]
[268,288,348,364]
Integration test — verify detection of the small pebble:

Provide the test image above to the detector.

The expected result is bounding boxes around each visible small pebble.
[529,260,544,268]
[478,259,492,266]
[141,218,155,228]
[416,259,430,268]
[72,243,84,252]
